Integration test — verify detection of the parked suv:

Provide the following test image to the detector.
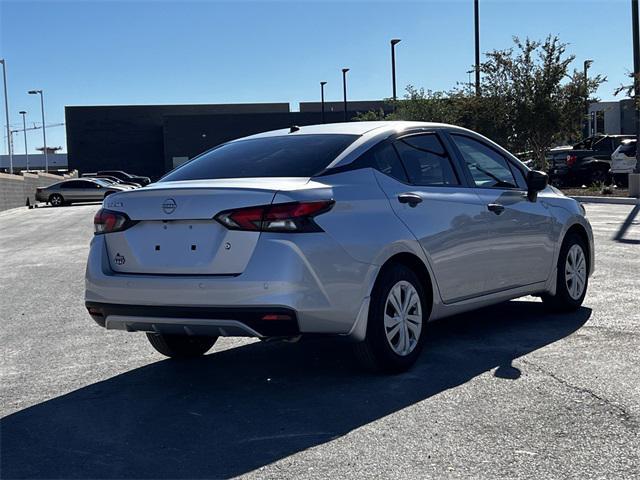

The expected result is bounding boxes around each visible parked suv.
[610,139,637,187]
[547,134,634,186]
[86,122,594,372]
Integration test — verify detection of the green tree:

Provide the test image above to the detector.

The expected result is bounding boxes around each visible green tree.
[355,35,605,171]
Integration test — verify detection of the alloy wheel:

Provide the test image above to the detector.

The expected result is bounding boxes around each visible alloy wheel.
[565,244,587,300]
[384,280,422,356]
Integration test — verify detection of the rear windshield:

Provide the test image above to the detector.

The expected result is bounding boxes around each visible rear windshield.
[160,134,358,182]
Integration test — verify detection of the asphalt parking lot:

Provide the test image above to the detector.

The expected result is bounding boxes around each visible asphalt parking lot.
[1,202,639,479]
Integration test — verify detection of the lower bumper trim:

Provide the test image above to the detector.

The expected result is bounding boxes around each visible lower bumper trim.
[85,302,299,337]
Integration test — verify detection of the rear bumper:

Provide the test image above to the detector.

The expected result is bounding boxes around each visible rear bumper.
[86,301,299,337]
[85,232,377,335]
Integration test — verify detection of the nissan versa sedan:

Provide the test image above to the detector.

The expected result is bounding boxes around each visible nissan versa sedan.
[37,178,129,206]
[85,121,594,372]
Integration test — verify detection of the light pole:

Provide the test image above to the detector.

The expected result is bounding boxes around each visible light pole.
[632,0,640,175]
[28,89,47,173]
[474,0,481,96]
[583,59,593,138]
[19,110,28,171]
[342,68,349,122]
[0,59,12,174]
[390,39,401,102]
[320,81,327,124]
[467,68,475,89]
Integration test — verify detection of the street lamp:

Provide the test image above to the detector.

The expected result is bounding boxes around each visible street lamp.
[28,89,47,173]
[390,39,401,102]
[19,110,28,171]
[342,68,349,122]
[0,59,12,174]
[320,81,327,124]
[583,60,593,137]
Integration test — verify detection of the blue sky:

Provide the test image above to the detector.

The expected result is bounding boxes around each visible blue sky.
[0,0,636,154]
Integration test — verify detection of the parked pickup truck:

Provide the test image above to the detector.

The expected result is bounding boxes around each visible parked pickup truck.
[546,134,635,187]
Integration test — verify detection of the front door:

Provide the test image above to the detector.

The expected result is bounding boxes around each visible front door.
[449,133,555,292]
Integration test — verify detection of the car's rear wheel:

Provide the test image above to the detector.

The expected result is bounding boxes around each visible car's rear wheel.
[542,233,588,312]
[590,169,607,185]
[49,194,64,207]
[354,263,429,373]
[146,333,217,358]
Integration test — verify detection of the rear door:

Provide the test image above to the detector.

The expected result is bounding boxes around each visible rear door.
[59,180,86,201]
[371,132,491,303]
[448,133,555,291]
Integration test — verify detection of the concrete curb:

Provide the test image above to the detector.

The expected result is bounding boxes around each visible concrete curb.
[571,196,640,205]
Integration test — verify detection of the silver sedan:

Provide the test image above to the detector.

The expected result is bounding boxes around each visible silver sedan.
[36,178,130,206]
[85,121,594,372]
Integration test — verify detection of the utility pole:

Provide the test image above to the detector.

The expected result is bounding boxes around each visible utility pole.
[0,59,12,174]
[474,0,481,96]
[19,111,28,171]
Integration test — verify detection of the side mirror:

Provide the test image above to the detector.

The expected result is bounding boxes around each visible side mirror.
[526,170,548,201]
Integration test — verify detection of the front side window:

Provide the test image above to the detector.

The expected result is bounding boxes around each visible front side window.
[393,134,459,186]
[451,135,518,188]
[161,134,358,181]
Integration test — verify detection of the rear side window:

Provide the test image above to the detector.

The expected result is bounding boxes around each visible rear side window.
[160,134,358,181]
[355,142,408,182]
[394,134,459,186]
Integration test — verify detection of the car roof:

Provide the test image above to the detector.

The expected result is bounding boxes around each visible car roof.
[231,121,460,141]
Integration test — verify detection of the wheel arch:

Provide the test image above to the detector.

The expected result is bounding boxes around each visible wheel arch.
[374,252,434,311]
[563,222,593,275]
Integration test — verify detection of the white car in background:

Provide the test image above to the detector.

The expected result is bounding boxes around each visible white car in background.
[610,139,637,186]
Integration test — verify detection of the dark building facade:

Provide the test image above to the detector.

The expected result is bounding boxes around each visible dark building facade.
[66,101,390,180]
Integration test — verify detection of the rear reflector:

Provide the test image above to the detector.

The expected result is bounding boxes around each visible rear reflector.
[215,200,334,233]
[262,314,293,321]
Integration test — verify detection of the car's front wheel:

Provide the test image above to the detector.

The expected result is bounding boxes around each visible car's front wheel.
[146,333,217,358]
[542,233,589,312]
[354,263,429,373]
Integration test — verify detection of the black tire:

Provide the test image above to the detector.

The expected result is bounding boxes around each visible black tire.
[353,263,430,373]
[49,193,64,207]
[146,333,217,358]
[613,173,629,188]
[590,169,607,185]
[542,233,589,312]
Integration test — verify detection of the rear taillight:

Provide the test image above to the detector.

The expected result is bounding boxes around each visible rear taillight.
[94,208,137,235]
[215,200,334,233]
[566,154,578,167]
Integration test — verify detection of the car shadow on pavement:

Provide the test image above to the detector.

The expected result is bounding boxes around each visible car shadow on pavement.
[1,300,590,479]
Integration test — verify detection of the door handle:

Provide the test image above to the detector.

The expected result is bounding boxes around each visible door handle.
[398,193,423,207]
[487,203,505,215]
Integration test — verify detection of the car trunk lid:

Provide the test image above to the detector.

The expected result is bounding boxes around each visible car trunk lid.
[103,178,310,275]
